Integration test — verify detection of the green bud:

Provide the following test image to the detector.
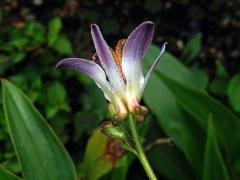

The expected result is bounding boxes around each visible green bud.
[101,121,126,140]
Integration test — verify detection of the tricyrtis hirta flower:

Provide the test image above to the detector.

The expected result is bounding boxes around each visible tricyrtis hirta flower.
[56,21,166,124]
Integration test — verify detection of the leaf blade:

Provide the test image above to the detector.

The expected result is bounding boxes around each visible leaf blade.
[0,165,21,180]
[2,79,77,180]
[155,71,240,168]
[203,119,230,180]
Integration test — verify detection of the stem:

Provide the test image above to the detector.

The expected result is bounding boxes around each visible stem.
[128,113,158,180]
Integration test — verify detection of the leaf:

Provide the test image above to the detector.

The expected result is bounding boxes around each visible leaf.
[45,82,70,118]
[180,33,201,63]
[190,68,208,90]
[8,37,29,51]
[215,60,228,77]
[47,17,62,46]
[148,146,194,180]
[107,155,135,180]
[144,45,205,90]
[143,45,206,175]
[0,165,20,180]
[155,71,240,166]
[143,73,205,176]
[2,79,77,180]
[23,21,46,46]
[209,77,229,96]
[203,119,230,180]
[11,52,26,63]
[52,35,73,55]
[81,129,114,180]
[227,73,240,112]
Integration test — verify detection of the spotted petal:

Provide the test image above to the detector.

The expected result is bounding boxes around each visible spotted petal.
[91,24,125,93]
[56,58,112,101]
[122,21,154,98]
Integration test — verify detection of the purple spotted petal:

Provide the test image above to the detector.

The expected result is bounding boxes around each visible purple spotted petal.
[122,21,154,96]
[91,24,125,92]
[56,58,112,101]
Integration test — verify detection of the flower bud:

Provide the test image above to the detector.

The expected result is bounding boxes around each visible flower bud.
[133,105,149,116]
[101,121,126,140]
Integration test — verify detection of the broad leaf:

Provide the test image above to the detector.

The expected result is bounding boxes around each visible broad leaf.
[144,45,206,90]
[148,145,194,180]
[143,74,205,176]
[155,72,240,169]
[0,165,20,180]
[2,79,77,180]
[143,46,206,175]
[203,119,230,180]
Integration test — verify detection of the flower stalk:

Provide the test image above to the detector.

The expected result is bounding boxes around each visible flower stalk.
[127,113,158,180]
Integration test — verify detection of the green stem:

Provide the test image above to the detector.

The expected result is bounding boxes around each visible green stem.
[128,113,158,180]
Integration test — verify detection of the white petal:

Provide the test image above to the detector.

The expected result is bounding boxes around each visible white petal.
[139,42,167,98]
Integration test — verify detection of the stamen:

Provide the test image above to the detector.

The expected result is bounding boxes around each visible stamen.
[110,39,127,83]
[92,52,98,62]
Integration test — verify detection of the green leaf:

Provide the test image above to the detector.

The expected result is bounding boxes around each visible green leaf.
[148,146,194,180]
[47,17,62,46]
[45,82,70,118]
[180,33,201,63]
[107,155,135,180]
[215,60,228,77]
[155,71,240,167]
[24,21,46,46]
[203,119,230,180]
[81,129,114,180]
[0,165,20,180]
[143,45,206,175]
[190,68,208,90]
[2,79,77,180]
[143,73,205,176]
[144,45,205,90]
[227,73,240,112]
[11,52,26,63]
[52,35,73,55]
[209,77,229,96]
[8,37,29,51]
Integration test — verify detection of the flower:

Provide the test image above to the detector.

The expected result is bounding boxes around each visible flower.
[56,21,166,123]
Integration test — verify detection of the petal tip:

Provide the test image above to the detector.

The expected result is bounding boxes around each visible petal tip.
[90,23,99,30]
[143,21,154,25]
[160,42,168,53]
[140,21,155,28]
[56,58,78,69]
[55,59,67,69]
